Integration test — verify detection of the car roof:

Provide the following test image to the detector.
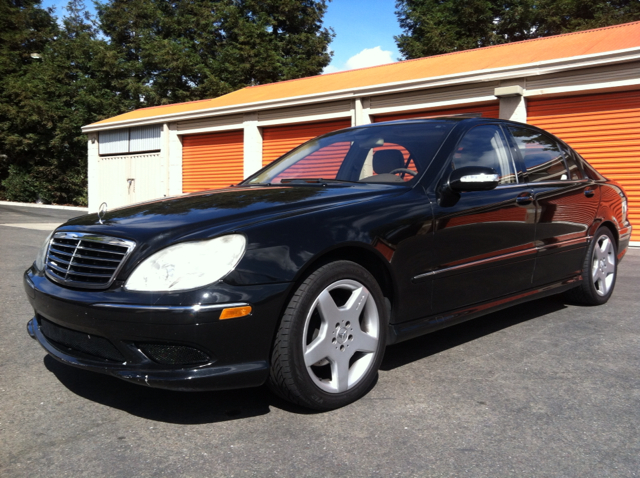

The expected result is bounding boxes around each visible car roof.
[346,114,492,129]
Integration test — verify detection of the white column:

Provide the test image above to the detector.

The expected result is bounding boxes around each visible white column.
[352,98,372,126]
[243,113,262,178]
[87,133,100,212]
[162,123,170,197]
[168,123,183,196]
[495,85,527,123]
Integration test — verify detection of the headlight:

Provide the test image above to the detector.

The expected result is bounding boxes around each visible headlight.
[125,234,246,292]
[35,231,54,271]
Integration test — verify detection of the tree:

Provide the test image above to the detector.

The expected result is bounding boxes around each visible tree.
[0,0,56,75]
[395,0,640,59]
[0,0,58,201]
[0,0,334,204]
[0,0,125,204]
[535,0,640,36]
[96,0,334,106]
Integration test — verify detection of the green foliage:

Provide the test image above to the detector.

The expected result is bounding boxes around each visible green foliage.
[0,0,126,205]
[2,162,87,205]
[95,0,334,106]
[395,0,640,59]
[0,0,334,205]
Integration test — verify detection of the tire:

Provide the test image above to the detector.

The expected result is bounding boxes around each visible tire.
[268,261,388,411]
[565,227,618,305]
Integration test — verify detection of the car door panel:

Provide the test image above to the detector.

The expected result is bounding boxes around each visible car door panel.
[430,186,536,313]
[531,182,600,286]
[428,124,535,314]
[506,125,600,287]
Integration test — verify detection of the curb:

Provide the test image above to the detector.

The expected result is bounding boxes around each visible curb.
[0,201,88,212]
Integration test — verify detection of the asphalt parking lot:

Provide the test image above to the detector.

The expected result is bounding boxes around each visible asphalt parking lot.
[1,203,639,478]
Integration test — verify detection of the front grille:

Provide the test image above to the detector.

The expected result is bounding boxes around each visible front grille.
[138,343,210,366]
[45,232,135,289]
[40,318,125,363]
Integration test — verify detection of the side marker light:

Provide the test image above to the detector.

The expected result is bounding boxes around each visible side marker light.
[219,306,252,320]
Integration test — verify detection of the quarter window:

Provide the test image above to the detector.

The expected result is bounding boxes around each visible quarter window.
[452,125,517,184]
[508,127,572,182]
[564,151,583,180]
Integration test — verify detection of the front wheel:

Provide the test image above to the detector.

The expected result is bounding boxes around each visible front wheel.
[566,227,618,305]
[268,261,387,411]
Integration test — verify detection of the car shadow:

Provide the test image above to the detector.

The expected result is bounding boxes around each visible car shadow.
[381,295,568,371]
[44,356,316,424]
[44,295,568,422]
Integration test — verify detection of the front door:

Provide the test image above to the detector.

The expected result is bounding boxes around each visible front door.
[430,124,537,314]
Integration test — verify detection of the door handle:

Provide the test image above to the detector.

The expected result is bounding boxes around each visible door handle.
[516,193,533,205]
[584,189,595,198]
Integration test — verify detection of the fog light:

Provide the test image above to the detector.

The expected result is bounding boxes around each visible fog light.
[219,306,252,320]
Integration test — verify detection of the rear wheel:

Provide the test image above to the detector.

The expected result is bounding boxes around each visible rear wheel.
[269,261,387,411]
[566,227,617,305]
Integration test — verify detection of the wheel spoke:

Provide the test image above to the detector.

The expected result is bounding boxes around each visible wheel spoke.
[332,355,350,393]
[601,237,612,257]
[342,286,370,323]
[594,243,604,261]
[304,334,331,366]
[353,329,378,353]
[316,289,341,323]
[603,259,614,274]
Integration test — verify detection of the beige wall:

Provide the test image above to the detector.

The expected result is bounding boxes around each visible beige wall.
[88,59,640,213]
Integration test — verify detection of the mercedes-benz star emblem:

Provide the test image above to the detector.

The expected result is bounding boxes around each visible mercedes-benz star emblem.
[98,202,108,224]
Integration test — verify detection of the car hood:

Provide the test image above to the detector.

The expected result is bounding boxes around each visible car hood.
[60,184,406,245]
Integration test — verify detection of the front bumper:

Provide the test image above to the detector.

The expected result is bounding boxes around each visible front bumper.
[24,267,291,391]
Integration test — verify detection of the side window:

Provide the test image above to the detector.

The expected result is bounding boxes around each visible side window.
[580,155,604,180]
[508,127,570,182]
[452,125,517,185]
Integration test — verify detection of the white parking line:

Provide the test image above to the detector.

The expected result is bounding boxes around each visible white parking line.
[0,223,62,231]
[0,200,88,211]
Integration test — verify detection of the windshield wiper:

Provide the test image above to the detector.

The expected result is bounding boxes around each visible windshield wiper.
[279,178,356,185]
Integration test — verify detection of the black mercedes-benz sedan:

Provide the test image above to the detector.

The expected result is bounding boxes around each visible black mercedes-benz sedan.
[25,116,631,410]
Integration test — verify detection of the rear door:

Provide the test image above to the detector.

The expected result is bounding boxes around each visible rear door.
[506,125,599,286]
[430,124,536,314]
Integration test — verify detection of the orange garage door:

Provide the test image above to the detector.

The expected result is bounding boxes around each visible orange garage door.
[528,91,640,242]
[262,119,352,167]
[182,130,244,193]
[373,101,500,122]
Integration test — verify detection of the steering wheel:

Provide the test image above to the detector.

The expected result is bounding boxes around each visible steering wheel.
[389,168,418,177]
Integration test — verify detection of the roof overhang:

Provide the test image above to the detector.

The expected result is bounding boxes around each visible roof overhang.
[82,47,640,133]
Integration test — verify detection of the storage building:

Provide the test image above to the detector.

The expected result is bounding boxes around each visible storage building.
[82,21,640,245]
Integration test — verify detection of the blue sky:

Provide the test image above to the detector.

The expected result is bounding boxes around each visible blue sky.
[323,0,402,72]
[40,0,403,73]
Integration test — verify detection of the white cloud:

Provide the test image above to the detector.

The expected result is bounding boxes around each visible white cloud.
[323,65,341,74]
[322,46,396,74]
[345,46,395,70]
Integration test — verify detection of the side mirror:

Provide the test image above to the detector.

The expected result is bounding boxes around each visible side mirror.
[448,166,499,192]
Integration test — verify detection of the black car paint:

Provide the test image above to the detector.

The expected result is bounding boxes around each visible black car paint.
[24,117,631,391]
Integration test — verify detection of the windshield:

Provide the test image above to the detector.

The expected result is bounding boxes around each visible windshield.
[243,122,455,186]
